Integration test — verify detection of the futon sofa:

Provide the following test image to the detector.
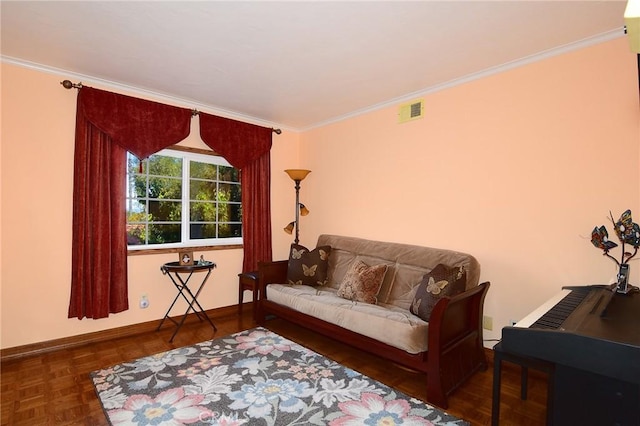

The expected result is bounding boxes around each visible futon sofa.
[257,234,489,408]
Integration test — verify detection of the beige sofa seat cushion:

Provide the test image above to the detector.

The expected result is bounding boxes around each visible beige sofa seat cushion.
[266,284,429,354]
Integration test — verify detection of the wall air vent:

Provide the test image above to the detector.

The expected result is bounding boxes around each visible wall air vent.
[398,99,424,123]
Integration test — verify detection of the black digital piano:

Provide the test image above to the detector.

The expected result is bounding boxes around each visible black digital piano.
[493,285,640,425]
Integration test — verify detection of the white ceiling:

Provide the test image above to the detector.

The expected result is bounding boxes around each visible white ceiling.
[1,1,629,130]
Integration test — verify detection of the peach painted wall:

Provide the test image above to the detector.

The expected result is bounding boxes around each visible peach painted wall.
[1,37,638,350]
[0,63,299,349]
[299,38,639,343]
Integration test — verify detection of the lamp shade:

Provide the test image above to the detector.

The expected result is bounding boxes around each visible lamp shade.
[284,222,295,234]
[626,0,640,53]
[285,169,311,181]
[299,203,310,216]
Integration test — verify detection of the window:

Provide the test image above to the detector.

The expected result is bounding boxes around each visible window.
[126,149,242,249]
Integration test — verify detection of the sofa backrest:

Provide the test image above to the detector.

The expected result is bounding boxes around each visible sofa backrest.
[317,234,480,311]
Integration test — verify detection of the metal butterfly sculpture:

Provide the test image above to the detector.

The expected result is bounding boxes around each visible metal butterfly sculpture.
[591,209,640,266]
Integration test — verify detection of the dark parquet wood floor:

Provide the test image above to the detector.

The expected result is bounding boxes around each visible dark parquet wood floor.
[1,308,548,425]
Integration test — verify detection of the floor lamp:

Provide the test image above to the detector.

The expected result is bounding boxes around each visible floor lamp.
[284,169,311,244]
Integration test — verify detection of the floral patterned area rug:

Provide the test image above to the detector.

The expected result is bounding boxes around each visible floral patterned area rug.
[91,327,468,425]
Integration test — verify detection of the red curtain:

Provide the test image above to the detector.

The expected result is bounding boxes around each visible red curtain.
[69,87,274,318]
[69,87,192,319]
[199,113,273,272]
[69,124,129,319]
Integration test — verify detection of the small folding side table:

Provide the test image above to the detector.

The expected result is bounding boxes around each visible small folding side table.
[157,261,217,342]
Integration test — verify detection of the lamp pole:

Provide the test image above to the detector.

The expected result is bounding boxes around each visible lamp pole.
[293,179,301,245]
[284,169,311,245]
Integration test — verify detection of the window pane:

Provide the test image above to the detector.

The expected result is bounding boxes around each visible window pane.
[190,223,217,240]
[190,201,216,222]
[148,224,181,244]
[218,182,241,202]
[219,165,239,182]
[217,202,242,222]
[148,177,182,199]
[190,161,217,180]
[128,155,141,174]
[148,155,182,177]
[218,223,242,238]
[148,200,181,221]
[126,223,147,246]
[129,175,148,200]
[126,199,147,216]
[190,180,217,200]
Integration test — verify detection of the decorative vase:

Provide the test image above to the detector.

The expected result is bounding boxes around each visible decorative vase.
[616,263,630,294]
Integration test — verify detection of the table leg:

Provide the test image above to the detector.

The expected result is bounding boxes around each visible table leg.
[521,366,529,399]
[492,348,503,426]
[159,269,217,342]
[252,284,259,320]
[238,279,244,315]
[156,276,188,332]
[180,270,217,331]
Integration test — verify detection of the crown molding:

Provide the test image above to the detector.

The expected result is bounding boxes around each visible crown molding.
[0,55,293,133]
[300,28,626,132]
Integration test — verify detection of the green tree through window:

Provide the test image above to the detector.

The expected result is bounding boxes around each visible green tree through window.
[126,149,242,248]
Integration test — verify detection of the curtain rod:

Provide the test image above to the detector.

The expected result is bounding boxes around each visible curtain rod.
[60,79,282,135]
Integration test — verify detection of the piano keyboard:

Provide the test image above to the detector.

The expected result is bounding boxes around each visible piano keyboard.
[514,287,591,329]
[530,287,591,329]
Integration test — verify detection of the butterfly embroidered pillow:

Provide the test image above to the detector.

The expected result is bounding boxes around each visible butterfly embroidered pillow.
[286,244,332,286]
[410,263,466,322]
[336,259,388,304]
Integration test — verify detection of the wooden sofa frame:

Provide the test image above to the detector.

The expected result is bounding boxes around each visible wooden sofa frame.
[256,259,490,409]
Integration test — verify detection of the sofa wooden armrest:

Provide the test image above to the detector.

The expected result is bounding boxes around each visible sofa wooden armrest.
[256,260,287,322]
[257,260,287,288]
[427,281,490,408]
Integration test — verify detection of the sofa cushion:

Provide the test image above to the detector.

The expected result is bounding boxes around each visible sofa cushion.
[266,283,429,354]
[287,244,331,286]
[336,260,387,304]
[410,264,466,321]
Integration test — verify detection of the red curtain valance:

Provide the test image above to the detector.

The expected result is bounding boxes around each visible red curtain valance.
[78,87,192,160]
[199,113,272,169]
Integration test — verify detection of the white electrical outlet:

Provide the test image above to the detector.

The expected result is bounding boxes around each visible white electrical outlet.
[482,315,493,331]
[139,294,149,309]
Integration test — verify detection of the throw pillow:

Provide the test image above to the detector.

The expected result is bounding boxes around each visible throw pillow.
[286,244,331,286]
[410,264,466,322]
[337,259,388,304]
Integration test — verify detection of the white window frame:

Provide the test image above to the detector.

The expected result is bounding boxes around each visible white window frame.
[126,148,243,251]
